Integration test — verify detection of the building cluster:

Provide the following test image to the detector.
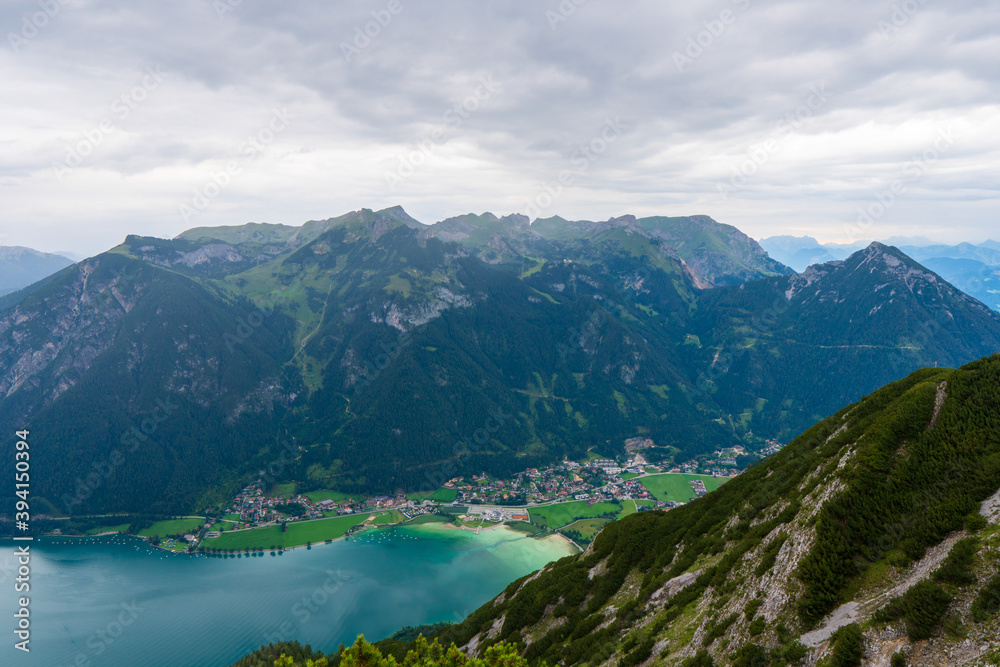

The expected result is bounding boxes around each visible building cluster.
[760,439,786,456]
[219,485,425,529]
[198,436,765,546]
[441,448,727,508]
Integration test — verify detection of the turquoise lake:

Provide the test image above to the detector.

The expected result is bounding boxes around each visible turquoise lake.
[0,523,576,666]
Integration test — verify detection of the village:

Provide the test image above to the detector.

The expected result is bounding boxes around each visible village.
[182,438,773,550]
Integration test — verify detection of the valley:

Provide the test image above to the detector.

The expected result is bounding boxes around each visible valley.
[3,210,998,522]
[2,210,1000,666]
[50,451,738,552]
[8,5,999,665]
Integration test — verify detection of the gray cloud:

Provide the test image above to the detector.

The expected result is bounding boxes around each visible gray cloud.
[0,0,997,255]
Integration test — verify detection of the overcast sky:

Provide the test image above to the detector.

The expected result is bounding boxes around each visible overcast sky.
[1,0,997,256]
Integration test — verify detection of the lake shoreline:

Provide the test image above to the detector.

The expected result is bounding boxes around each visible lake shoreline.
[17,516,582,557]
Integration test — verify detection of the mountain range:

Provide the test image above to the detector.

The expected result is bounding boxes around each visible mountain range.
[2,208,999,517]
[760,236,1000,312]
[0,245,75,296]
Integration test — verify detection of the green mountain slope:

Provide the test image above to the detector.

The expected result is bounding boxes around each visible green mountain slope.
[440,212,793,288]
[1,209,999,516]
[693,242,1000,441]
[0,253,297,514]
[430,356,1000,666]
[213,215,732,492]
[0,209,737,512]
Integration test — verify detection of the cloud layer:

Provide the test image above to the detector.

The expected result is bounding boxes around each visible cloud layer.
[1,0,997,254]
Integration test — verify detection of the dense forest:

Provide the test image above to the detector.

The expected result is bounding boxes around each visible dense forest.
[2,209,999,515]
[383,356,1000,665]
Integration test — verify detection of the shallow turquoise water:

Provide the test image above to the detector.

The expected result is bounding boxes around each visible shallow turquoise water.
[0,524,575,666]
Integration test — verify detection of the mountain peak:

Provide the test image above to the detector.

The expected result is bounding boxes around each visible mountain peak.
[852,241,930,276]
[603,214,639,227]
[778,241,1000,322]
[375,205,423,228]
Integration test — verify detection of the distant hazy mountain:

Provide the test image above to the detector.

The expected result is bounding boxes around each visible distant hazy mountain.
[2,210,998,515]
[922,257,1000,312]
[53,250,89,262]
[898,242,1000,265]
[760,235,1000,312]
[883,234,936,246]
[431,212,795,287]
[757,235,837,272]
[0,246,75,296]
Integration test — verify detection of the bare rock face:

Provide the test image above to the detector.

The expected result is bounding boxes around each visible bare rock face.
[0,259,134,407]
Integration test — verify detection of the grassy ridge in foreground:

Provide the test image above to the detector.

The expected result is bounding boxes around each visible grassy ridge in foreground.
[425,356,1000,665]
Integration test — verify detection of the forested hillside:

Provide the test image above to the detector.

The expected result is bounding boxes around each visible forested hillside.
[1,208,999,515]
[694,242,1000,441]
[419,356,1000,666]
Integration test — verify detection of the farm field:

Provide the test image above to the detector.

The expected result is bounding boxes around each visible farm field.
[506,521,543,535]
[371,510,406,525]
[266,483,297,498]
[138,518,205,538]
[529,501,622,529]
[304,489,360,503]
[560,517,611,541]
[86,523,130,535]
[427,488,459,503]
[638,474,729,503]
[202,514,370,550]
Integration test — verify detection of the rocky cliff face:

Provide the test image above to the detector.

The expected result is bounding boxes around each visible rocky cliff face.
[0,252,297,514]
[0,257,137,408]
